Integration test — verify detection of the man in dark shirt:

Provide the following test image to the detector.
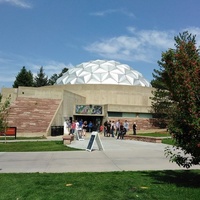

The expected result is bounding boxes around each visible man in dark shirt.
[133,122,137,135]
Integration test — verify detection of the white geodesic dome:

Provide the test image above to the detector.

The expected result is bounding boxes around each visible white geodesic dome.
[56,60,151,87]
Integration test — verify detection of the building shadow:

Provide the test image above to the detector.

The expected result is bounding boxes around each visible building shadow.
[141,170,200,188]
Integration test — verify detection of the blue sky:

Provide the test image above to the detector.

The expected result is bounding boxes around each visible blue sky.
[0,0,200,89]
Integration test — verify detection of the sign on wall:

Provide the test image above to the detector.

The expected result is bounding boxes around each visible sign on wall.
[75,105,103,115]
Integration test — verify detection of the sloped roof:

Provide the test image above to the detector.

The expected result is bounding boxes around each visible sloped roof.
[56,60,151,87]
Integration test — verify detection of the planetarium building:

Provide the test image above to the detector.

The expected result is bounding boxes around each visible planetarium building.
[56,60,151,87]
[2,60,155,137]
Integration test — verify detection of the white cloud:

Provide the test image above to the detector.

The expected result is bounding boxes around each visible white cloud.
[0,0,32,8]
[182,27,200,46]
[85,28,175,63]
[90,8,135,18]
[85,27,200,63]
[30,61,73,78]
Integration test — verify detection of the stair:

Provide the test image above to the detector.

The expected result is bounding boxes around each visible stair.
[7,97,61,135]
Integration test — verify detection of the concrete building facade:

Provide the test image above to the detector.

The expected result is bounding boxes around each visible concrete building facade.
[1,60,156,137]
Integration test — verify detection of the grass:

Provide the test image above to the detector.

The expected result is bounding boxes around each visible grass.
[162,138,176,145]
[0,170,199,200]
[0,133,198,199]
[0,136,46,140]
[0,132,176,152]
[137,132,175,145]
[137,132,170,137]
[0,141,81,152]
[128,131,175,146]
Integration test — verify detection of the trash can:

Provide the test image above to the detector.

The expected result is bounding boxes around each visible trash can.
[57,126,64,135]
[51,126,57,136]
[51,126,64,136]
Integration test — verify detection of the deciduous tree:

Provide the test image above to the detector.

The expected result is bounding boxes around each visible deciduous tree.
[0,94,10,141]
[152,32,200,168]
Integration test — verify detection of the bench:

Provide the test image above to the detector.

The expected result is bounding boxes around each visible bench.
[62,135,74,145]
[0,127,17,139]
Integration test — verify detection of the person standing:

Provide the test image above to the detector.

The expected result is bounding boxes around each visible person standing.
[88,121,93,133]
[75,120,79,131]
[70,120,76,134]
[79,119,83,129]
[106,120,111,137]
[82,121,87,136]
[115,119,120,136]
[133,122,137,135]
[104,120,108,136]
[67,119,71,134]
[111,121,115,137]
[74,120,80,140]
[123,120,129,132]
[117,122,125,139]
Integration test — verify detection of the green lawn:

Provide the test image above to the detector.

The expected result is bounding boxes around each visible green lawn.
[131,132,175,146]
[0,135,198,199]
[0,135,175,152]
[0,136,46,140]
[0,141,80,152]
[0,170,199,200]
[162,138,176,145]
[137,132,170,137]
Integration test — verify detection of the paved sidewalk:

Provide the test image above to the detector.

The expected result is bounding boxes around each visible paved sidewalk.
[0,135,199,173]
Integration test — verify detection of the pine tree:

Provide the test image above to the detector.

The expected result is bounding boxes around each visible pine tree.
[34,66,49,87]
[48,74,59,85]
[48,67,68,85]
[58,67,68,78]
[13,66,34,88]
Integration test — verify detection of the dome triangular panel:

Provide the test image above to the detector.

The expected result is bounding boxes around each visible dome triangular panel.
[55,59,151,87]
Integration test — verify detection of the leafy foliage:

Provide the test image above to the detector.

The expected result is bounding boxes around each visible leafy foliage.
[151,56,174,127]
[0,94,10,133]
[152,32,200,168]
[13,66,34,88]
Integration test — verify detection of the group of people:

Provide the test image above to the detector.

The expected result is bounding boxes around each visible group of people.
[103,119,137,139]
[66,118,137,140]
[67,119,94,139]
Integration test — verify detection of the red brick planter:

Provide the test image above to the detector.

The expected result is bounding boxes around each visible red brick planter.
[124,135,162,143]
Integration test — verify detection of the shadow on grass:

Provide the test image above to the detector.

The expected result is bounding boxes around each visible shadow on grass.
[141,170,200,188]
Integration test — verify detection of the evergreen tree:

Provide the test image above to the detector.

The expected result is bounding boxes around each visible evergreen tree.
[48,67,68,85]
[48,73,59,85]
[13,66,34,88]
[58,67,68,78]
[34,66,49,87]
[152,31,200,168]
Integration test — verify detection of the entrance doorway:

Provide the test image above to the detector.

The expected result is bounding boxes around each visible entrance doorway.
[74,116,103,132]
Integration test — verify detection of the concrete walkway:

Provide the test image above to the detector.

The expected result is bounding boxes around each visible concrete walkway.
[0,135,199,173]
